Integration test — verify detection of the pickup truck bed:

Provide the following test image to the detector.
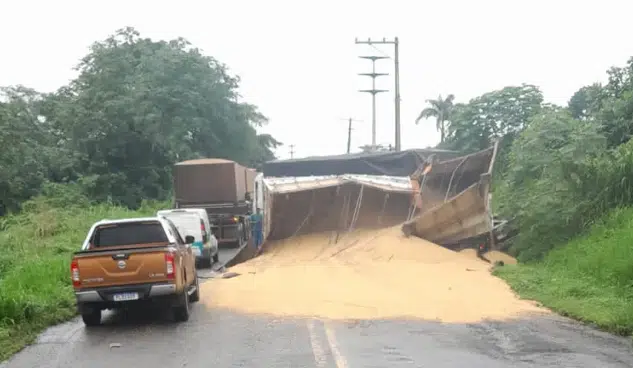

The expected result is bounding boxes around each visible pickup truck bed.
[73,245,177,303]
[71,217,200,326]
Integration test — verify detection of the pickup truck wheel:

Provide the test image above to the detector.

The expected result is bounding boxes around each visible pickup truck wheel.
[173,290,190,322]
[81,309,102,327]
[189,274,200,303]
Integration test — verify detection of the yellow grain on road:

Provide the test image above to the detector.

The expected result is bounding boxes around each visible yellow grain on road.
[201,226,545,322]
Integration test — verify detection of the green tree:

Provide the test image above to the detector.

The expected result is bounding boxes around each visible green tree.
[250,133,282,169]
[445,84,544,153]
[568,83,604,121]
[51,27,277,208]
[496,107,607,260]
[415,94,455,143]
[0,86,74,214]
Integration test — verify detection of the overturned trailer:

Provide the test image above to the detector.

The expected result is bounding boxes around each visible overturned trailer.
[254,143,498,252]
[255,175,414,243]
[253,142,500,251]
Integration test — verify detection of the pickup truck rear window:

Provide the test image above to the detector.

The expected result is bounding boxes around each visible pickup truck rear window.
[92,222,169,247]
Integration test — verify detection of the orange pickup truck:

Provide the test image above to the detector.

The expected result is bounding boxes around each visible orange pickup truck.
[70,217,200,326]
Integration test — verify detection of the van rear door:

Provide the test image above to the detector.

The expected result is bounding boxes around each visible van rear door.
[159,213,204,256]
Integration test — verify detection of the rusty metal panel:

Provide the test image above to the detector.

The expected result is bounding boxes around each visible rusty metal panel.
[174,158,245,204]
[403,141,499,245]
[404,180,492,244]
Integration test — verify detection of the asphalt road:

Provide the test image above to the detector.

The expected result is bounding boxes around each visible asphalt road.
[3,286,633,367]
[2,245,633,367]
[212,246,245,271]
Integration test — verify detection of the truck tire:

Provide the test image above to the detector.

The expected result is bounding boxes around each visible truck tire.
[81,308,102,327]
[201,249,212,268]
[173,289,190,322]
[189,274,200,303]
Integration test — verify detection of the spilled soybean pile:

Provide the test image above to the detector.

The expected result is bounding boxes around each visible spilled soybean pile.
[200,226,544,322]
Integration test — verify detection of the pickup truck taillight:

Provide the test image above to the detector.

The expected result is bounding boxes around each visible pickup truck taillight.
[70,259,81,287]
[165,252,175,279]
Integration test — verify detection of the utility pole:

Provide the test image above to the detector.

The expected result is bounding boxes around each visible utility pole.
[347,118,353,154]
[358,56,389,149]
[355,37,401,152]
[289,144,295,159]
[341,117,363,154]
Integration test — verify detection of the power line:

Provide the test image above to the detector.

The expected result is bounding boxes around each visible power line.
[355,37,401,152]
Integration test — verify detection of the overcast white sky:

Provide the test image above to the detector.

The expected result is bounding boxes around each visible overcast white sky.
[1,0,632,159]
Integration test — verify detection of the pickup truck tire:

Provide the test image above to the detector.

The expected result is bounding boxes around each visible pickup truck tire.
[189,274,200,303]
[173,289,190,322]
[81,309,102,327]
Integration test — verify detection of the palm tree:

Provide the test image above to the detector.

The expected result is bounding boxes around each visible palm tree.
[415,94,455,143]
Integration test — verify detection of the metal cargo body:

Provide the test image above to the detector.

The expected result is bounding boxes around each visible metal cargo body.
[174,158,248,204]
[245,168,257,195]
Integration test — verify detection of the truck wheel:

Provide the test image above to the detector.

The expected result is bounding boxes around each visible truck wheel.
[189,274,200,303]
[173,290,190,322]
[202,249,213,268]
[81,308,102,327]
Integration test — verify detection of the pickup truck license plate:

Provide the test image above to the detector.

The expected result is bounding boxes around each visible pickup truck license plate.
[113,292,139,302]
[193,247,201,256]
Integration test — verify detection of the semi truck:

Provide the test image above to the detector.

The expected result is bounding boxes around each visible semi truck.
[173,158,258,248]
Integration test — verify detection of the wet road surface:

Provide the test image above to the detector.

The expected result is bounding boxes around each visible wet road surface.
[213,246,244,271]
[3,282,633,368]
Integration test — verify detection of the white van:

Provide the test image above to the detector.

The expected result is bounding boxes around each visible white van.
[157,209,219,267]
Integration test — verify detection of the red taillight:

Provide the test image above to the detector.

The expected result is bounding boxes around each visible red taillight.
[200,219,206,233]
[165,252,175,279]
[70,259,81,287]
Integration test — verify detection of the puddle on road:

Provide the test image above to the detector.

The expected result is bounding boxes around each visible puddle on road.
[200,226,544,322]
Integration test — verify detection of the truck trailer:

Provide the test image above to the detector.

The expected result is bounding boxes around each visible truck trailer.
[173,158,257,248]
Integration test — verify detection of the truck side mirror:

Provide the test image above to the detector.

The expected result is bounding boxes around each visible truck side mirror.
[184,235,195,244]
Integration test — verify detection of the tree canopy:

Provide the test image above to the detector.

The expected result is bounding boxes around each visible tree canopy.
[0,27,281,213]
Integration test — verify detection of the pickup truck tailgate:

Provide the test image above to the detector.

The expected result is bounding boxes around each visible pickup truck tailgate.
[75,248,170,288]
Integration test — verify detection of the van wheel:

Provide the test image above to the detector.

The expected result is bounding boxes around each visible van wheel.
[173,290,190,322]
[189,274,200,303]
[81,308,102,327]
[212,252,219,263]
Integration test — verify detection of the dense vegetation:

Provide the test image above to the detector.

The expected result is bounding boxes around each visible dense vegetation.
[494,206,633,335]
[417,57,633,333]
[0,27,281,360]
[0,27,281,214]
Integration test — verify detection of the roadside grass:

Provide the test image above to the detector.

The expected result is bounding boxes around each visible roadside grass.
[0,197,169,361]
[495,206,633,335]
